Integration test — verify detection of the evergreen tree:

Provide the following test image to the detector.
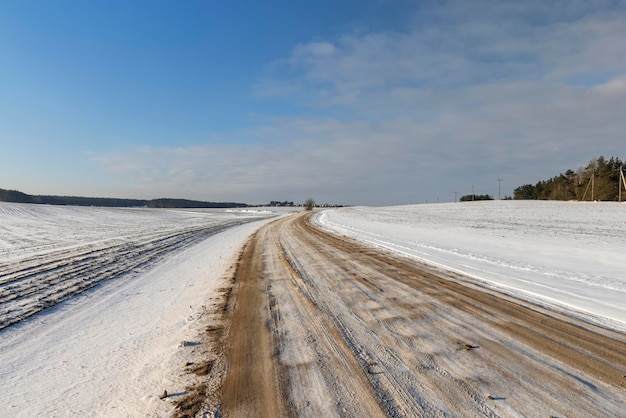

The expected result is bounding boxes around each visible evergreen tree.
[514,156,625,201]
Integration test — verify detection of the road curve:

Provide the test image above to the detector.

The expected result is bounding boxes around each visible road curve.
[217,212,626,417]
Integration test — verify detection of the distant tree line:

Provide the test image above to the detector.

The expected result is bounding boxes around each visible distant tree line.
[514,156,626,201]
[261,199,344,208]
[0,188,247,208]
[268,200,295,207]
[459,194,494,202]
[146,198,246,208]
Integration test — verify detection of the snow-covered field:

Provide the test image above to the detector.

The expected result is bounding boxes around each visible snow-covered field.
[2,200,625,416]
[317,200,626,332]
[0,202,279,417]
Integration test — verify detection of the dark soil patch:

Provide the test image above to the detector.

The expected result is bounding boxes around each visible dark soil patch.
[174,383,207,418]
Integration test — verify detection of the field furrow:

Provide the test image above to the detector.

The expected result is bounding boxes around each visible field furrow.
[0,219,252,331]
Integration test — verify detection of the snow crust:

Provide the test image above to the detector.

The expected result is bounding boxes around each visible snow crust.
[316,200,626,331]
[0,203,277,417]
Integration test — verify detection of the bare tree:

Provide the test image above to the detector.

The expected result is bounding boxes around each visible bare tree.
[304,198,315,211]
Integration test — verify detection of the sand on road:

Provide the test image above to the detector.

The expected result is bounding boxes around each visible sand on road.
[214,212,626,417]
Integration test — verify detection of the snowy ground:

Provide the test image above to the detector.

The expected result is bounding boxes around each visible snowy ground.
[0,203,281,417]
[316,200,626,332]
[2,200,624,416]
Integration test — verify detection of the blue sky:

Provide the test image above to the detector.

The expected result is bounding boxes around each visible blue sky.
[1,0,625,206]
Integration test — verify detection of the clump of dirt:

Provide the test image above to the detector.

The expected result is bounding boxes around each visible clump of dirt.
[171,247,245,417]
[206,325,224,340]
[174,382,207,418]
[189,360,215,376]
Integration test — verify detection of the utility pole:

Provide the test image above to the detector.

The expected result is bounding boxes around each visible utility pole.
[619,165,626,202]
[591,166,596,202]
[591,160,595,201]
[582,161,597,202]
[454,191,458,202]
[496,179,502,200]
[472,185,475,201]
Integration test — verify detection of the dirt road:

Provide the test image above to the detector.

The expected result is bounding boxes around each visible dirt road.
[216,212,626,417]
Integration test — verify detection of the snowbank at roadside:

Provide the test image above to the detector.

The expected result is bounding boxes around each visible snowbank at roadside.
[0,211,276,417]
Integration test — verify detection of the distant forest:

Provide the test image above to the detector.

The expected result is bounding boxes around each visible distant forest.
[459,194,494,202]
[514,156,626,201]
[0,188,247,208]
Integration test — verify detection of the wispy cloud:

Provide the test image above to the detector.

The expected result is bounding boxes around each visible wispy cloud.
[264,0,626,105]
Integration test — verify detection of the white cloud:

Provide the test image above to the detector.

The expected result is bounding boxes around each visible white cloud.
[94,76,626,204]
[266,0,626,107]
[293,41,337,58]
[94,0,626,205]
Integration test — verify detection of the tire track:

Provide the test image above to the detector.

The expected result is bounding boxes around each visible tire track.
[220,229,286,418]
[219,212,626,417]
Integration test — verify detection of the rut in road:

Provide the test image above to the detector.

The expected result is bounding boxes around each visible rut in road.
[219,213,626,417]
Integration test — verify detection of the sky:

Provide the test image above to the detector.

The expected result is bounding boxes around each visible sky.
[1,0,625,206]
